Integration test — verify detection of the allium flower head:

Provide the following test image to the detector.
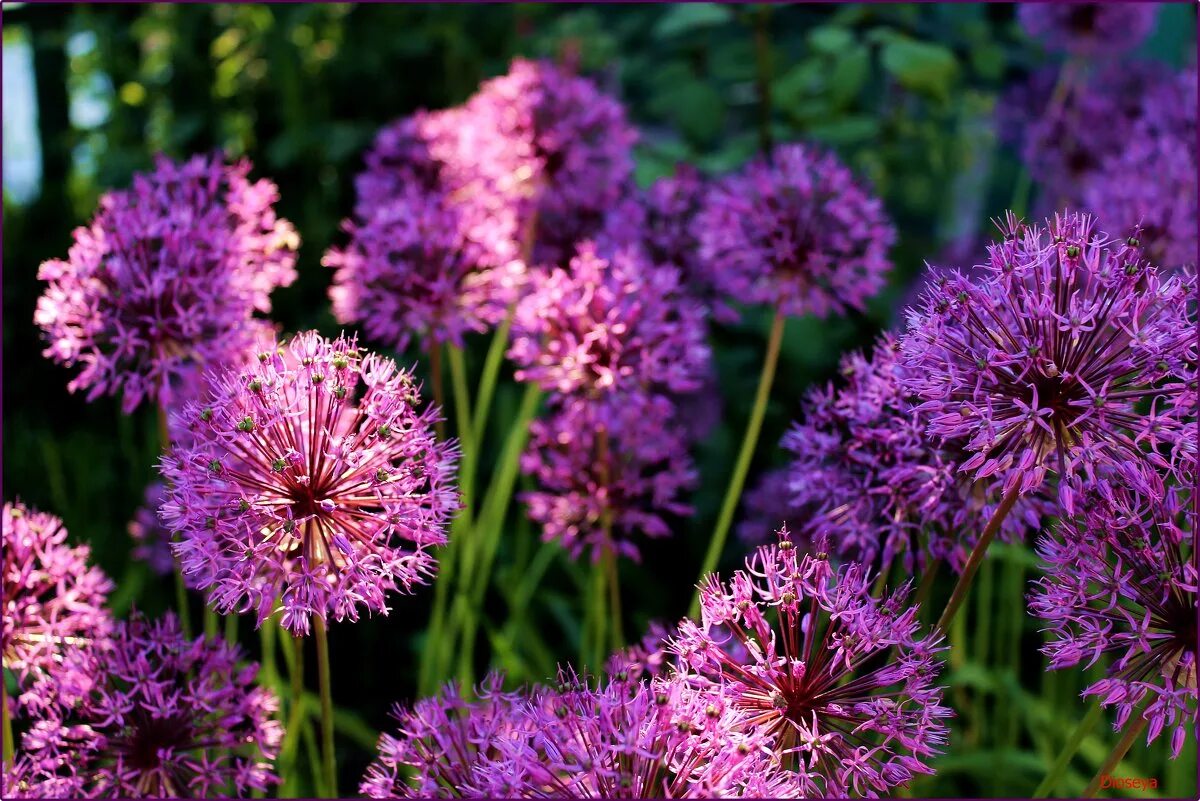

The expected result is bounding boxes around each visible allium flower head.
[8,613,282,797]
[695,143,895,319]
[325,182,524,352]
[1031,466,1196,758]
[159,330,459,635]
[128,482,176,578]
[1018,2,1158,56]
[3,502,112,680]
[900,212,1195,508]
[606,621,676,682]
[35,154,298,413]
[509,242,709,399]
[783,335,1046,572]
[361,673,533,799]
[670,533,950,797]
[521,393,697,562]
[461,58,637,265]
[353,109,453,215]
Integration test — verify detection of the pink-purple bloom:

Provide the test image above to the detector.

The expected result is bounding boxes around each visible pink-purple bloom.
[900,212,1195,509]
[1018,2,1158,56]
[520,393,697,562]
[35,154,298,413]
[783,335,1045,573]
[3,502,112,681]
[669,533,950,797]
[695,143,895,319]
[8,613,282,797]
[1030,466,1196,758]
[159,331,459,636]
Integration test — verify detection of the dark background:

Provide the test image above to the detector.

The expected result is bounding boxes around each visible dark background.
[3,3,1196,796]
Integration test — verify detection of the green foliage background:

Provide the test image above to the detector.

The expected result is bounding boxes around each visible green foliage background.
[2,3,1196,797]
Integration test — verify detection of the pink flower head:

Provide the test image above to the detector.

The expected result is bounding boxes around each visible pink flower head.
[509,242,709,400]
[520,393,697,562]
[325,182,524,352]
[2,502,112,681]
[695,143,895,319]
[900,212,1195,509]
[159,330,459,636]
[1031,465,1196,758]
[670,532,950,797]
[8,613,282,797]
[1018,2,1158,56]
[35,154,298,413]
[361,673,533,799]
[461,58,637,265]
[783,335,1047,573]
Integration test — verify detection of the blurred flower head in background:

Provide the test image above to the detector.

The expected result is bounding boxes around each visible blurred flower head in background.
[1018,2,1159,56]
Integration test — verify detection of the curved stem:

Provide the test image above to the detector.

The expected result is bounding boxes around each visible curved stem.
[314,618,337,797]
[429,344,446,442]
[1083,713,1148,798]
[690,308,786,618]
[471,307,515,446]
[935,482,1022,634]
[1033,699,1104,798]
[278,632,306,796]
[447,345,476,523]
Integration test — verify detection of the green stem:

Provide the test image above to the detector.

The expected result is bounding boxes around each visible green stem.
[260,621,278,692]
[604,548,623,653]
[278,632,306,797]
[1083,713,1148,798]
[935,482,1022,633]
[2,677,14,768]
[1033,700,1104,798]
[471,307,515,446]
[314,618,337,797]
[690,308,786,617]
[430,344,446,442]
[174,570,193,640]
[584,555,608,670]
[225,612,238,645]
[447,345,476,522]
[913,559,941,611]
[204,607,219,639]
[453,384,542,686]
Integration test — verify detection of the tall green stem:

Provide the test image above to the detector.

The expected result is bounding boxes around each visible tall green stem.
[935,483,1022,633]
[2,677,14,768]
[1033,699,1104,798]
[429,344,446,442]
[604,548,623,653]
[691,308,785,617]
[471,308,515,446]
[418,344,455,695]
[314,618,337,797]
[278,631,306,797]
[204,607,219,639]
[447,345,476,522]
[1083,713,1148,798]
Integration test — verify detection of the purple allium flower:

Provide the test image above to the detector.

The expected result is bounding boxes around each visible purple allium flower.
[35,154,298,413]
[900,212,1195,509]
[159,331,459,636]
[127,482,176,578]
[460,59,637,265]
[669,533,950,797]
[694,143,895,319]
[2,502,112,681]
[509,242,709,400]
[361,673,533,799]
[1030,467,1196,758]
[606,621,676,682]
[1018,2,1158,56]
[353,109,454,216]
[325,182,524,352]
[783,335,1046,573]
[8,613,282,797]
[520,393,697,562]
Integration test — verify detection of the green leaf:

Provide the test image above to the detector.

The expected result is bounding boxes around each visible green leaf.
[653,3,733,40]
[807,25,853,55]
[807,114,880,145]
[880,37,958,101]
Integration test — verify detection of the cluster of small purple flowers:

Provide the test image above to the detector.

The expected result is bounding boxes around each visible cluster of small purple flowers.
[363,538,948,798]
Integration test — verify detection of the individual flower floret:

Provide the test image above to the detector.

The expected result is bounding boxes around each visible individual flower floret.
[35,154,298,413]
[159,331,459,636]
[695,143,895,319]
[7,613,282,797]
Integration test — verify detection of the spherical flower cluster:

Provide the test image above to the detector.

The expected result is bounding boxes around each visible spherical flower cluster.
[509,242,709,399]
[461,58,637,265]
[1030,467,1196,758]
[669,534,950,797]
[783,335,1045,573]
[520,393,697,562]
[352,109,454,216]
[159,331,459,636]
[1018,2,1158,56]
[3,502,112,680]
[128,482,176,577]
[325,182,524,352]
[8,613,282,797]
[900,212,1195,508]
[695,143,895,319]
[35,154,298,413]
[361,673,533,799]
